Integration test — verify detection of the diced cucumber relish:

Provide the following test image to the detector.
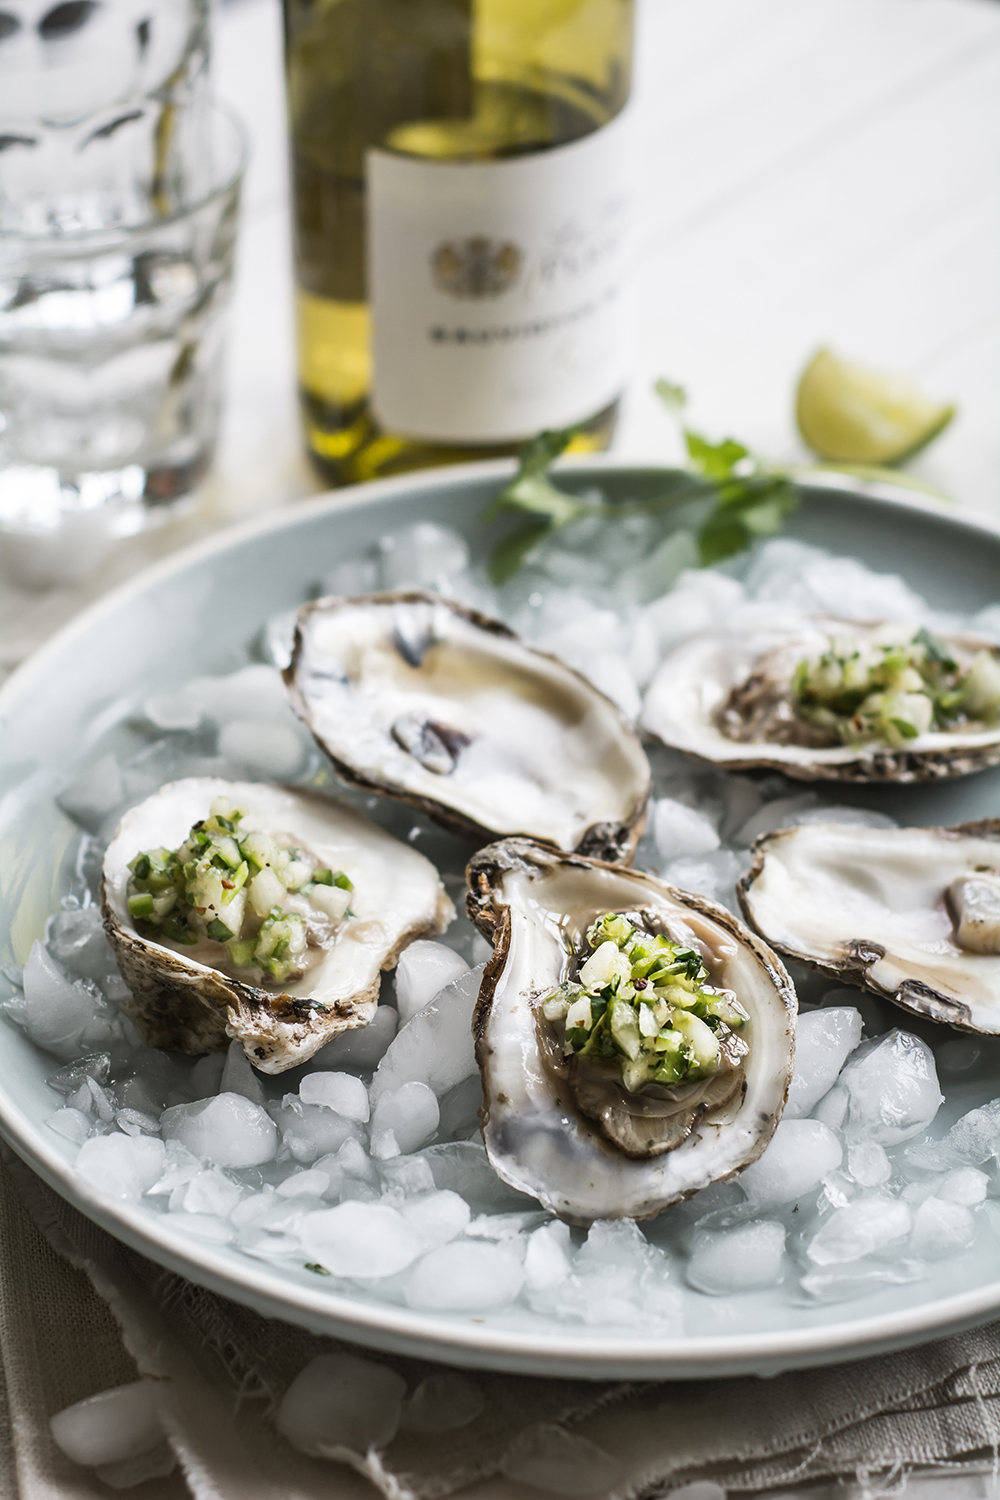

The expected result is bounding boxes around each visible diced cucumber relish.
[125,796,354,984]
[792,628,1000,749]
[540,912,746,1092]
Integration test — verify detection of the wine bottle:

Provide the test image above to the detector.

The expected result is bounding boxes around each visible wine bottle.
[283,0,634,486]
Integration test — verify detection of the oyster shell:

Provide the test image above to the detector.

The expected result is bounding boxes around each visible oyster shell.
[739,820,1000,1034]
[285,591,650,862]
[467,839,796,1221]
[101,778,453,1072]
[642,613,1000,782]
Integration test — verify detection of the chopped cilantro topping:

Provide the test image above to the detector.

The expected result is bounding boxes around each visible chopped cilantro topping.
[539,911,747,1094]
[792,630,1000,748]
[125,796,354,985]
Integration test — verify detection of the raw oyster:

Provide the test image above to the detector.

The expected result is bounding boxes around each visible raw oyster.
[467,840,795,1221]
[642,614,1000,782]
[285,591,650,862]
[101,778,453,1072]
[739,820,1000,1034]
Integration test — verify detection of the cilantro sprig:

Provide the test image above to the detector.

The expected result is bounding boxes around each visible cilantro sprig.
[483,381,799,583]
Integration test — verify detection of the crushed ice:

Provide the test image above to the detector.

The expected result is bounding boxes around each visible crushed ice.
[6,522,1000,1335]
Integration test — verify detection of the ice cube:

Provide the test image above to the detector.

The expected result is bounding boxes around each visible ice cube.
[523,1221,573,1292]
[276,1353,407,1456]
[299,1071,370,1122]
[500,1424,622,1496]
[47,1107,92,1143]
[371,966,482,1101]
[400,1373,484,1433]
[21,941,113,1058]
[300,1201,424,1278]
[46,906,112,980]
[394,941,471,1027]
[839,1031,943,1145]
[737,1119,843,1206]
[181,1168,241,1217]
[935,1098,1000,1166]
[275,1096,361,1163]
[378,522,470,591]
[436,1073,484,1141]
[302,1006,398,1074]
[400,1190,470,1249]
[662,849,745,906]
[277,1169,331,1199]
[160,1093,277,1168]
[784,1006,863,1119]
[217,720,305,779]
[909,1197,976,1260]
[95,1442,176,1488]
[376,1154,437,1198]
[49,1380,164,1468]
[652,798,720,861]
[405,1241,524,1311]
[799,1256,926,1303]
[846,1141,891,1188]
[371,1081,440,1158]
[420,1141,535,1211]
[685,1220,786,1295]
[57,754,126,832]
[734,792,822,847]
[75,1134,166,1201]
[219,1039,265,1106]
[189,1053,226,1097]
[812,1083,849,1131]
[806,1194,913,1266]
[938,1167,989,1205]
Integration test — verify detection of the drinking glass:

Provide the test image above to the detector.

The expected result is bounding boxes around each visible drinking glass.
[0,98,245,587]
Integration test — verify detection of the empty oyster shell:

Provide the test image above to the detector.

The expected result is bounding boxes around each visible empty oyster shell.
[285,591,650,862]
[467,839,796,1221]
[642,614,1000,782]
[101,778,453,1072]
[739,820,1000,1034]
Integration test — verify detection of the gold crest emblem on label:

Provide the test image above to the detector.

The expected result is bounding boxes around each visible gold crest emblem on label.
[430,237,522,299]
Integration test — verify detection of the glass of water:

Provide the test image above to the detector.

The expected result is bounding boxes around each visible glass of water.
[0,99,245,586]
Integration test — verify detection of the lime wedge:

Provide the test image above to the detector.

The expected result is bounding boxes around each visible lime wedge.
[796,348,955,465]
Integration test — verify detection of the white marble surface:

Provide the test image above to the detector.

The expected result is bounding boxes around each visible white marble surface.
[4,2,1000,1493]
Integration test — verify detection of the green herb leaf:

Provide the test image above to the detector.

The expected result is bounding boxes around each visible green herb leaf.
[305,1262,331,1276]
[914,626,957,670]
[889,717,920,740]
[488,519,553,585]
[685,430,750,481]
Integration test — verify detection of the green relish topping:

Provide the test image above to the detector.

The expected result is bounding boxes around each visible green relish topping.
[539,912,747,1094]
[125,797,354,985]
[792,628,1000,749]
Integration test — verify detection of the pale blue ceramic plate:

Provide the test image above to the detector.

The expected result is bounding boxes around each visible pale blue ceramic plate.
[2,459,1000,1380]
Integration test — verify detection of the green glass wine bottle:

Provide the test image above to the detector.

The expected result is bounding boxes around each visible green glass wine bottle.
[283,0,635,486]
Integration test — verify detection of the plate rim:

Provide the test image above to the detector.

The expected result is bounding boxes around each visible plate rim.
[4,456,1000,1379]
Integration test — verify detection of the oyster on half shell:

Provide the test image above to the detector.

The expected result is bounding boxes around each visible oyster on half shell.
[739,820,1000,1035]
[466,840,796,1222]
[642,614,1000,783]
[101,778,453,1072]
[285,591,650,862]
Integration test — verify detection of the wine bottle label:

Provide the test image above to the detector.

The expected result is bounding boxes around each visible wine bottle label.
[367,109,633,444]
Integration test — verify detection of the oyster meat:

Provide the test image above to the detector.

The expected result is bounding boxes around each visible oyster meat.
[642,614,1000,782]
[285,591,650,862]
[102,777,453,1071]
[739,820,1000,1034]
[467,839,795,1221]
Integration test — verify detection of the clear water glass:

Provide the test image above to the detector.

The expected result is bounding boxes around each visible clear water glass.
[0,98,244,586]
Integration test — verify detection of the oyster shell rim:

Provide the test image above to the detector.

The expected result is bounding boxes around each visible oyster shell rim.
[285,589,652,864]
[642,617,1000,785]
[466,836,798,1221]
[737,817,1000,1034]
[100,777,454,1074]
